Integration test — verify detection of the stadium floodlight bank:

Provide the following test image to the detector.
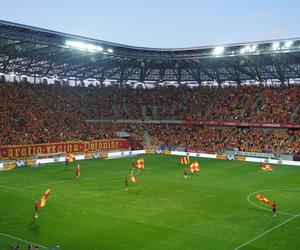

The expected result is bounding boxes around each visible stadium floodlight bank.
[0,20,300,85]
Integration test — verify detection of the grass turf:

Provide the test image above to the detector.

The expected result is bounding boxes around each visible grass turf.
[0,155,299,250]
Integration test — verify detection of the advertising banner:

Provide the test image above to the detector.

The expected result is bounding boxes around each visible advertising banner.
[186,120,300,129]
[0,139,129,159]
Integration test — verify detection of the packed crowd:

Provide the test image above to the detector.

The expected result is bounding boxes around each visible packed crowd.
[145,124,300,155]
[284,130,300,155]
[1,82,299,123]
[0,82,299,155]
[85,123,300,155]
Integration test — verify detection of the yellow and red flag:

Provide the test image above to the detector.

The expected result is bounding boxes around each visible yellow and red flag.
[256,194,273,205]
[133,158,144,170]
[129,169,138,184]
[189,161,200,173]
[38,189,51,208]
[261,163,273,171]
[67,153,75,162]
[130,175,138,184]
[179,156,190,165]
[76,163,80,177]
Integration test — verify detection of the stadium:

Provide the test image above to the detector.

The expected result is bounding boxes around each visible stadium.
[0,2,300,250]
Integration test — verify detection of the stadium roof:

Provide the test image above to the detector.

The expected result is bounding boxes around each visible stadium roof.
[1,19,300,84]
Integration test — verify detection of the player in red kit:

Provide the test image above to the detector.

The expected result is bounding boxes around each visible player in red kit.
[76,165,80,179]
[34,201,39,219]
[125,178,128,191]
[272,201,277,217]
[184,168,187,179]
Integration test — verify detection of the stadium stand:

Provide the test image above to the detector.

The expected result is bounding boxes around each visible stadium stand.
[145,125,297,154]
[0,81,299,155]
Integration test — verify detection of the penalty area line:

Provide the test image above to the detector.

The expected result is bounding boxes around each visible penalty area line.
[0,232,49,249]
[233,213,300,250]
[246,189,298,216]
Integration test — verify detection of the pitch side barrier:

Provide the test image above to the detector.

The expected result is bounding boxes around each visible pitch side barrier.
[35,150,146,164]
[106,149,300,167]
[170,151,217,159]
[1,150,300,171]
[169,151,300,166]
[35,155,85,165]
[0,150,147,171]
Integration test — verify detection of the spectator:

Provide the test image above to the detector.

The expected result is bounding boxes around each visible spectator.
[0,82,299,155]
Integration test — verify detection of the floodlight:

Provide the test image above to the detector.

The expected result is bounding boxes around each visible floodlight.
[65,40,76,47]
[65,40,103,53]
[245,45,250,52]
[250,44,257,52]
[283,40,293,49]
[213,46,224,55]
[272,42,280,50]
[240,44,257,54]
[95,46,104,52]
[107,48,114,53]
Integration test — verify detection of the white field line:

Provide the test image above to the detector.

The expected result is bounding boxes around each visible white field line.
[233,213,300,250]
[0,170,145,249]
[246,189,300,216]
[0,232,49,249]
[0,171,142,249]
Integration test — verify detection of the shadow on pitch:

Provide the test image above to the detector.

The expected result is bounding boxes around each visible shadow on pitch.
[28,219,41,235]
[127,189,141,195]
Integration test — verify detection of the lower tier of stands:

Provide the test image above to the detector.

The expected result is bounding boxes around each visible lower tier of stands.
[1,123,299,156]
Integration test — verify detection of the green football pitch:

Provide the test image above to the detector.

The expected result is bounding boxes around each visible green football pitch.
[0,155,299,250]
